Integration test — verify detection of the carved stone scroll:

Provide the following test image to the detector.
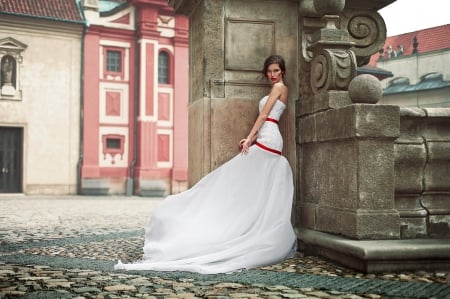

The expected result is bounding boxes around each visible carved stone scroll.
[311,49,357,94]
[341,9,387,66]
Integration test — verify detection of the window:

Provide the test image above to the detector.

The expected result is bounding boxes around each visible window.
[106,138,121,149]
[106,50,121,73]
[158,51,169,84]
[102,45,127,79]
[101,134,125,164]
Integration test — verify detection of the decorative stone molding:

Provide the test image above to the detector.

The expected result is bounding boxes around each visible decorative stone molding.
[341,9,387,66]
[300,3,357,95]
[299,0,389,95]
[311,49,357,94]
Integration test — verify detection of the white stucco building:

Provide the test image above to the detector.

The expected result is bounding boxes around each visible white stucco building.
[0,0,84,194]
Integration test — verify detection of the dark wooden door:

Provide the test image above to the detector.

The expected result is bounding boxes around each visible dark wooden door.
[0,127,22,193]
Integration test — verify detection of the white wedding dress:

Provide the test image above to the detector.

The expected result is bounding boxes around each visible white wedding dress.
[115,96,297,274]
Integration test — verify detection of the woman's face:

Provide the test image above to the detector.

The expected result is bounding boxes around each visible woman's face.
[266,63,284,84]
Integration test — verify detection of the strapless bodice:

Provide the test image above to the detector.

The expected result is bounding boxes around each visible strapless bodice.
[259,95,286,122]
[257,96,286,153]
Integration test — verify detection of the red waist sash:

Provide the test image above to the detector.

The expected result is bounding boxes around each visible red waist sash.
[266,117,279,124]
[255,142,281,155]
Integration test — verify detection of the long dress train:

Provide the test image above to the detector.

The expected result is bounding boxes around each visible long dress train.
[115,96,297,274]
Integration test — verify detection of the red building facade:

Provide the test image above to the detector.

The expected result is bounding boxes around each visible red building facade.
[81,0,189,196]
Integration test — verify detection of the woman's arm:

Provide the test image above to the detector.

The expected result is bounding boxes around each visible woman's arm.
[240,83,284,154]
[239,134,257,149]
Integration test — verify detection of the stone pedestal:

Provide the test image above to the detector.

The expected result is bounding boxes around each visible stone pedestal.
[299,94,401,239]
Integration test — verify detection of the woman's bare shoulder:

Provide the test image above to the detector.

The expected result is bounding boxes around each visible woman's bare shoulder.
[271,82,288,100]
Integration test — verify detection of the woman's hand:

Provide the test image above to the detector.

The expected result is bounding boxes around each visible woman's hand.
[239,138,251,155]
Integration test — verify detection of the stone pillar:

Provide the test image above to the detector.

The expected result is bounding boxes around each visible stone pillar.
[297,0,400,240]
[169,0,299,189]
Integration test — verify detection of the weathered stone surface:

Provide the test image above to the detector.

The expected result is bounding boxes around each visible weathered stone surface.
[299,103,401,239]
[300,141,358,209]
[210,99,259,170]
[348,74,383,104]
[182,0,299,186]
[394,108,450,238]
[298,91,351,116]
[424,141,450,192]
[399,217,427,238]
[301,139,396,205]
[394,142,426,193]
[399,107,426,118]
[424,205,450,237]
[298,203,316,230]
[357,140,396,210]
[299,104,399,144]
[315,208,399,239]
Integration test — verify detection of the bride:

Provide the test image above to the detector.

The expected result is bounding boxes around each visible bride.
[115,55,297,274]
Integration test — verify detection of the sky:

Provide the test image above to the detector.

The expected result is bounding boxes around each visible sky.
[379,0,450,36]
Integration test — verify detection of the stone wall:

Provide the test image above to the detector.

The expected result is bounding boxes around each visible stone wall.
[395,107,450,238]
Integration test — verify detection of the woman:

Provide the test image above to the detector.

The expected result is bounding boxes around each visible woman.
[115,55,297,274]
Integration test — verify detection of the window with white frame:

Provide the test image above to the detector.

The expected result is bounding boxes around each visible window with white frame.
[158,51,169,84]
[106,50,122,73]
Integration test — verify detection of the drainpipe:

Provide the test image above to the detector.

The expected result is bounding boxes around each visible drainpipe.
[126,16,140,196]
[77,16,88,195]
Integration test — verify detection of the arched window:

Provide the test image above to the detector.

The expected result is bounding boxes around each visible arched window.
[158,51,169,84]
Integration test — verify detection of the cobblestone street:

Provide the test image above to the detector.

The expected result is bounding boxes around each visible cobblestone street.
[0,196,449,299]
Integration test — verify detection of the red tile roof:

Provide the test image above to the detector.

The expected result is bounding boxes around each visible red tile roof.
[369,24,450,66]
[0,0,84,23]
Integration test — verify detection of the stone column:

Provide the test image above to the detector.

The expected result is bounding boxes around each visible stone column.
[297,0,400,240]
[169,0,299,188]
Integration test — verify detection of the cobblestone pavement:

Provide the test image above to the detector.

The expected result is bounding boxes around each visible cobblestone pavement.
[0,195,449,299]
